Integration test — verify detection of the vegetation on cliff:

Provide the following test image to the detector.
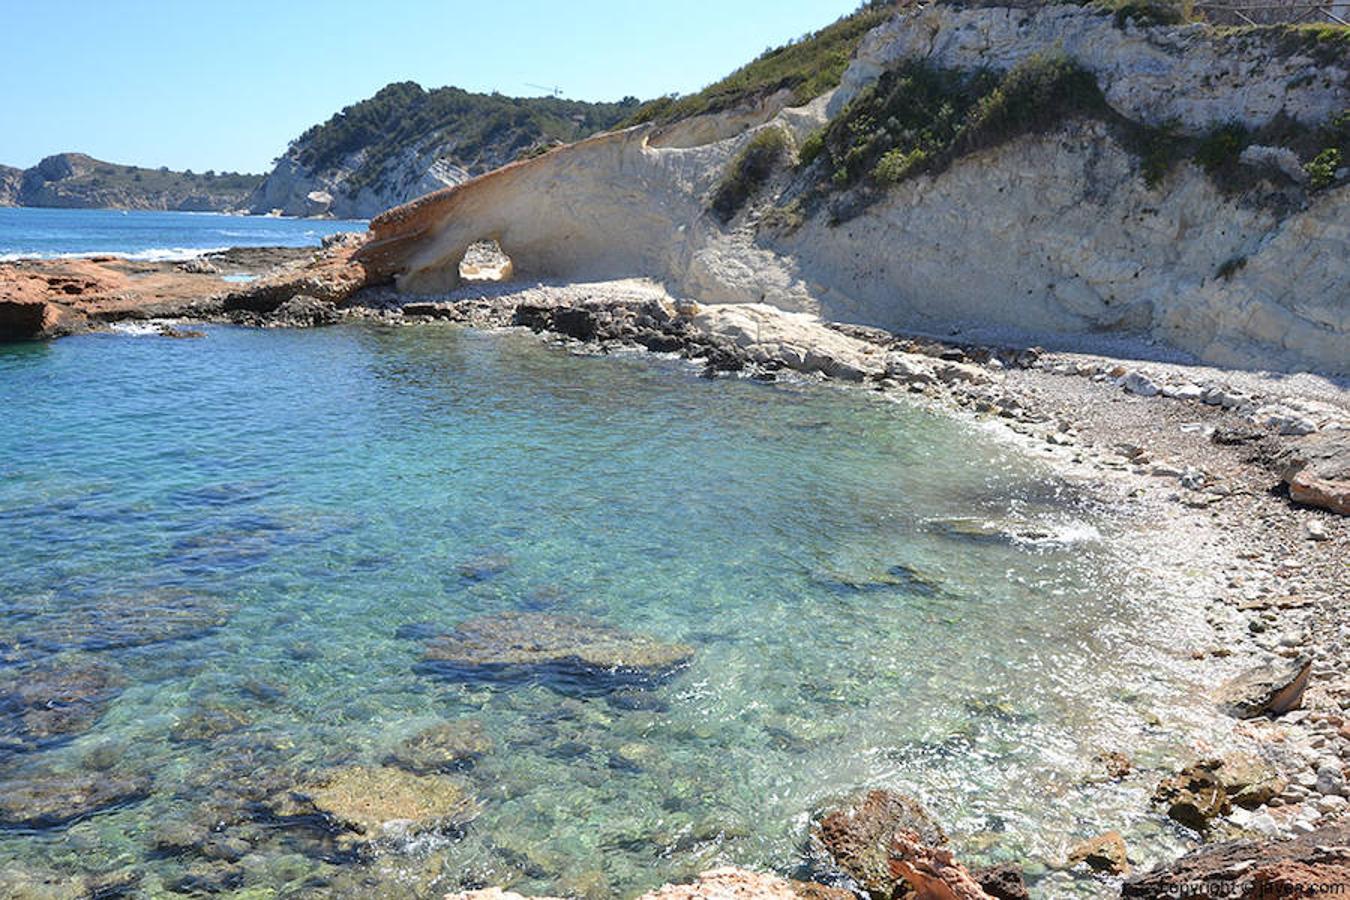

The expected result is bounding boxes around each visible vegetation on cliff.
[285,82,641,190]
[626,1,898,126]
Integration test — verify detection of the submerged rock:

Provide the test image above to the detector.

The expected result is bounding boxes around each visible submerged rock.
[810,789,948,898]
[276,765,478,846]
[386,719,493,773]
[1123,822,1350,899]
[420,612,694,691]
[0,659,124,754]
[0,769,151,828]
[1,591,233,655]
[169,704,254,744]
[1215,655,1311,719]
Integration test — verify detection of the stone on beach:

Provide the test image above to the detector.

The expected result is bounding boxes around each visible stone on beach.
[420,612,694,690]
[1215,655,1311,719]
[1279,431,1350,516]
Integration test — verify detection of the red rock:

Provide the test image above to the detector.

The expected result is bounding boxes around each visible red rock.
[889,832,995,900]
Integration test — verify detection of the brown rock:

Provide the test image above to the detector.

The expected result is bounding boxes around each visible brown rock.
[812,789,947,897]
[1217,752,1287,809]
[1095,751,1133,780]
[0,770,152,828]
[889,832,996,900]
[1123,822,1350,899]
[1280,432,1350,516]
[1153,760,1231,831]
[1067,831,1130,875]
[1215,655,1311,719]
[973,864,1029,900]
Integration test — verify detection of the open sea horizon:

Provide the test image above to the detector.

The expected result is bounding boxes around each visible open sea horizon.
[0,206,366,260]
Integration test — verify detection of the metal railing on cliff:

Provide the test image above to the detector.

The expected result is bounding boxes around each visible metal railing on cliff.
[1193,1,1349,25]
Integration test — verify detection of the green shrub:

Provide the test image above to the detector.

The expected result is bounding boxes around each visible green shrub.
[1097,0,1196,27]
[798,129,827,166]
[1306,148,1342,190]
[1193,123,1249,176]
[625,4,896,127]
[710,128,792,222]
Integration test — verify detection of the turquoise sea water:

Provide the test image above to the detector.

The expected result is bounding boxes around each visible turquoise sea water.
[0,208,365,260]
[0,324,1223,897]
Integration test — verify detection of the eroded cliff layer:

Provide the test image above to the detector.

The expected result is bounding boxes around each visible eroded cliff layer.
[358,3,1349,375]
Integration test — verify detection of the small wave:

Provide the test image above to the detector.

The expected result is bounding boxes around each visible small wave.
[108,321,171,336]
[0,246,229,263]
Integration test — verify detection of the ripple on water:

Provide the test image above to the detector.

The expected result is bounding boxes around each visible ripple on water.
[0,325,1231,896]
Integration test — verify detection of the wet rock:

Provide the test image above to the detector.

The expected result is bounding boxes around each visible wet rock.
[811,789,947,897]
[1094,750,1133,780]
[1122,822,1350,899]
[0,659,124,754]
[0,866,140,899]
[269,293,340,327]
[1218,752,1288,809]
[420,612,694,691]
[1,591,233,654]
[1067,831,1130,875]
[888,833,995,900]
[157,325,206,339]
[163,863,245,895]
[973,863,1029,900]
[1215,655,1311,718]
[275,765,478,845]
[1153,760,1235,830]
[0,769,152,828]
[386,719,493,773]
[1279,431,1350,516]
[636,867,855,899]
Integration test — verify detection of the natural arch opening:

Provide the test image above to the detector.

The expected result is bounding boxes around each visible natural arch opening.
[458,239,514,283]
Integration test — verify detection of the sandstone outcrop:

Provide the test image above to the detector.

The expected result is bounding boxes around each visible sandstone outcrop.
[809,789,949,897]
[355,7,1348,376]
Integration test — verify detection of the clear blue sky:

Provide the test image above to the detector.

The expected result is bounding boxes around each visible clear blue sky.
[0,0,861,174]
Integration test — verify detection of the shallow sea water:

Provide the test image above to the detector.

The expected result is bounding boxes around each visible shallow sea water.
[0,324,1226,897]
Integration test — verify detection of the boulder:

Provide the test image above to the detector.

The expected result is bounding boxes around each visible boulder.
[811,789,948,898]
[0,770,152,828]
[386,719,493,773]
[420,612,694,691]
[1066,831,1130,875]
[888,833,996,900]
[1122,823,1350,899]
[1152,760,1231,831]
[1217,752,1288,809]
[1279,431,1350,516]
[1215,655,1311,718]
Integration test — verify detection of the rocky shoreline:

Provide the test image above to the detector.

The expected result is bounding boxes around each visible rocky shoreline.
[2,244,1347,896]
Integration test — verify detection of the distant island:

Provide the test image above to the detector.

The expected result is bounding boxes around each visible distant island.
[3,87,644,219]
[0,153,263,213]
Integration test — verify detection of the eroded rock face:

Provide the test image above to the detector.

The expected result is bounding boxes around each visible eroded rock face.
[1280,431,1350,516]
[386,719,493,773]
[420,612,694,691]
[810,789,948,897]
[276,765,478,844]
[888,833,995,900]
[1215,655,1312,719]
[1123,823,1350,899]
[0,770,152,828]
